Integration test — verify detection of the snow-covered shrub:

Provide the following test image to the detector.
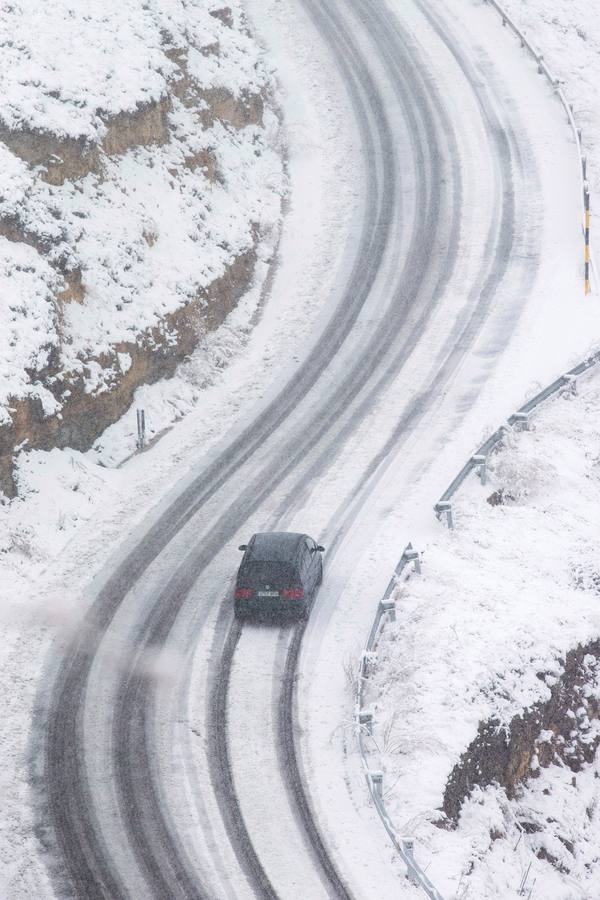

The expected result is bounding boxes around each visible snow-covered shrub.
[487,441,558,504]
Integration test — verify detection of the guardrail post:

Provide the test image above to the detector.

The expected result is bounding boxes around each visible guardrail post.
[358,711,373,734]
[370,771,383,799]
[380,599,396,622]
[434,500,453,530]
[512,411,529,431]
[361,650,375,676]
[136,408,146,450]
[403,839,421,886]
[359,653,368,681]
[357,541,447,900]
[472,453,487,485]
[404,548,421,574]
[584,185,591,295]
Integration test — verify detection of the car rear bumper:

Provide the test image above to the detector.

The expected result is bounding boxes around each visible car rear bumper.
[234,598,307,620]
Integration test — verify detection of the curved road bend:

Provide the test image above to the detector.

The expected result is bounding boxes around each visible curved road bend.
[39,0,543,898]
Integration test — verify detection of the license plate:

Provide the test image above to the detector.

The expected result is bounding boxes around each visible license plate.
[258,591,279,597]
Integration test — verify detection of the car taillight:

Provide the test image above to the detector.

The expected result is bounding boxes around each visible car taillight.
[282,588,304,600]
[235,588,252,600]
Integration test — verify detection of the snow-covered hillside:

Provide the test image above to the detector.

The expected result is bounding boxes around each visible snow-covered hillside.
[500,0,600,232]
[369,371,600,898]
[0,0,284,494]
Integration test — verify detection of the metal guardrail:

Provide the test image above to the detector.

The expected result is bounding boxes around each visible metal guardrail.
[431,3,600,524]
[356,345,598,895]
[484,0,596,285]
[356,545,445,900]
[434,348,600,525]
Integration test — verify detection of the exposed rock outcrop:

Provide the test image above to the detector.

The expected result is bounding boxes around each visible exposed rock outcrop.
[442,642,600,825]
[3,246,256,495]
[0,82,260,187]
[0,2,283,497]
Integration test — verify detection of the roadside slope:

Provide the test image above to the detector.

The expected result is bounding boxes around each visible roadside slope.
[369,367,600,898]
[0,0,284,496]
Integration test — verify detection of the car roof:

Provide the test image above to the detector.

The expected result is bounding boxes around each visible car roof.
[247,532,308,562]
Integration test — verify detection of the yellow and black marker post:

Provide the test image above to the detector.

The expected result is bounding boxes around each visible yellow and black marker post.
[584,185,590,295]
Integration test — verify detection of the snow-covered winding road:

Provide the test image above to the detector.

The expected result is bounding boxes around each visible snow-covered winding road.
[38,0,576,897]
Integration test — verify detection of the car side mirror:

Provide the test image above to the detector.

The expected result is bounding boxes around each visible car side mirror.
[316,545,325,552]
[238,544,247,551]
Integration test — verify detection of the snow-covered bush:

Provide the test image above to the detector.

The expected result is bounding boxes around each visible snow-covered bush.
[487,438,558,503]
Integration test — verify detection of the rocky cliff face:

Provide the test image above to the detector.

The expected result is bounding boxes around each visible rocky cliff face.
[442,641,600,825]
[0,1,284,495]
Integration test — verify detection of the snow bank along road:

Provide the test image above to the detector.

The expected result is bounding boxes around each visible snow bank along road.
[38,0,581,897]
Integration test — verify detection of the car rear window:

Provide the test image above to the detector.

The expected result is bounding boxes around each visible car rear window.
[241,560,298,586]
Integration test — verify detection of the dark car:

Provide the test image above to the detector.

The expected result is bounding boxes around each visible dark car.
[234,532,325,620]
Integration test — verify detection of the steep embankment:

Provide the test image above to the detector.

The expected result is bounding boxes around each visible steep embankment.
[368,371,600,898]
[0,0,284,495]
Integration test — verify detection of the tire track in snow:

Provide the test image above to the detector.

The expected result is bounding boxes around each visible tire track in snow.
[40,0,399,893]
[40,0,542,898]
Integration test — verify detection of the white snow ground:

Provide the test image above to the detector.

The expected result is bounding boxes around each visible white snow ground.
[2,0,600,897]
[369,366,600,899]
[0,0,285,410]
[0,1,263,139]
[500,0,600,237]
